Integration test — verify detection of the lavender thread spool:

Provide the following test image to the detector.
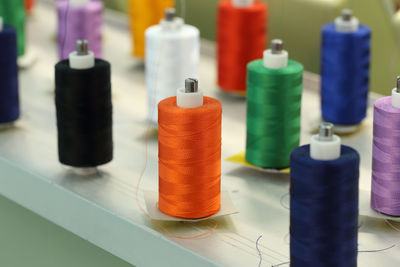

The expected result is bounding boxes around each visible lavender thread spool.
[371,76,400,216]
[57,0,103,60]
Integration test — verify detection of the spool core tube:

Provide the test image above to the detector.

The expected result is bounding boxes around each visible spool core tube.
[232,0,254,7]
[263,39,288,69]
[310,123,341,160]
[335,9,359,32]
[69,0,90,6]
[177,78,203,108]
[69,40,95,70]
[392,76,400,108]
[161,8,183,31]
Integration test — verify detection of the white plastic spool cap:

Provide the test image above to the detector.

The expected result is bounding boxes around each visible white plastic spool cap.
[310,122,341,160]
[69,40,95,70]
[177,78,203,108]
[392,76,400,108]
[161,8,183,31]
[232,0,254,7]
[69,0,90,6]
[263,39,288,69]
[335,9,359,33]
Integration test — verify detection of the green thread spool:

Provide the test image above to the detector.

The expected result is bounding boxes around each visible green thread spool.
[0,0,25,56]
[245,41,303,168]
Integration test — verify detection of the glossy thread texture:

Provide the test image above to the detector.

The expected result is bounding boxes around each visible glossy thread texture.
[158,96,222,219]
[371,96,400,216]
[55,59,113,167]
[290,145,359,267]
[321,23,371,125]
[246,59,303,169]
[57,0,103,60]
[0,26,19,123]
[217,0,267,92]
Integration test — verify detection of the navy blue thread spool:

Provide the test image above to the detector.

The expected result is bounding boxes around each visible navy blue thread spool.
[55,40,112,175]
[290,123,359,267]
[321,9,371,128]
[0,22,19,125]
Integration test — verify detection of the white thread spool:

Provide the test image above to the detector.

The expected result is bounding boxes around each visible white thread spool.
[68,40,97,176]
[263,39,288,70]
[310,123,341,161]
[145,9,199,125]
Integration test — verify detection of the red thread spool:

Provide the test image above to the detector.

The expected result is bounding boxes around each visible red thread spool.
[25,0,34,13]
[158,96,222,219]
[217,0,267,93]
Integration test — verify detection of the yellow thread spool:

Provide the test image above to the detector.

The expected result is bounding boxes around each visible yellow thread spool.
[128,0,173,59]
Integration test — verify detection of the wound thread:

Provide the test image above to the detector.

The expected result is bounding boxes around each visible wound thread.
[217,0,267,93]
[158,96,222,219]
[55,59,113,167]
[290,145,359,266]
[0,25,19,123]
[246,59,303,169]
[57,0,103,60]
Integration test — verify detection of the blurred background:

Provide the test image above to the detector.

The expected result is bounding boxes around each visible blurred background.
[105,0,400,96]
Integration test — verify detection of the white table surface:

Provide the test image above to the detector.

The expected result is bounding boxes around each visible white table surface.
[0,2,399,267]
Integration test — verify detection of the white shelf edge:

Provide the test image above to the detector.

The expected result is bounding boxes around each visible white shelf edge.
[0,156,218,267]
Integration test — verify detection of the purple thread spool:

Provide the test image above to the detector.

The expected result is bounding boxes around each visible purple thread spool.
[57,0,103,60]
[371,77,400,216]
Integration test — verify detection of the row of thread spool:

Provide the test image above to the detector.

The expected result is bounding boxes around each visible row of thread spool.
[139,3,382,266]
[55,1,370,137]
[0,2,396,267]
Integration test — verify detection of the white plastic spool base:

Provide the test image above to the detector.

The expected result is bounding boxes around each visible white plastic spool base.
[69,51,95,70]
[392,88,400,108]
[69,0,90,7]
[335,16,359,33]
[233,0,254,7]
[0,122,14,130]
[310,134,341,161]
[72,167,98,176]
[176,88,203,108]
[326,122,359,134]
[263,49,288,69]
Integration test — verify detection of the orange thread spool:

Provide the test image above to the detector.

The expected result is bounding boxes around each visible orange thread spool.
[128,0,173,59]
[217,0,267,93]
[158,96,222,219]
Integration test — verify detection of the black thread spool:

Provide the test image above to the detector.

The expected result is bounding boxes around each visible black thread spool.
[55,40,112,175]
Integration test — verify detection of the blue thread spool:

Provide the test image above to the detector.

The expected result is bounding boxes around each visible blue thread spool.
[290,123,360,266]
[321,9,371,128]
[0,21,19,125]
